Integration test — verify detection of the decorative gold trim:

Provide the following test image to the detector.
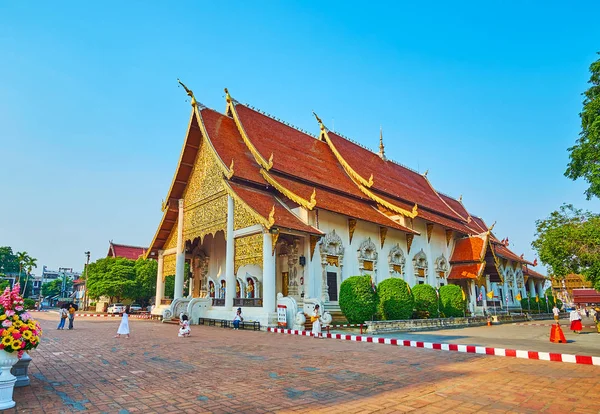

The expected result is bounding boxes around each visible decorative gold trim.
[271,229,280,256]
[488,221,497,232]
[310,235,320,261]
[326,255,339,267]
[445,229,453,247]
[223,181,275,230]
[355,182,418,218]
[226,159,234,180]
[313,111,373,188]
[406,234,414,255]
[363,260,373,271]
[488,239,504,283]
[225,88,273,171]
[161,199,168,212]
[260,169,317,210]
[348,219,357,244]
[379,227,387,249]
[426,223,434,243]
[423,169,429,177]
[177,79,197,108]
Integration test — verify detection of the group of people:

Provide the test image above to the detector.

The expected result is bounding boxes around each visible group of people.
[568,306,600,334]
[57,304,76,330]
[177,306,246,337]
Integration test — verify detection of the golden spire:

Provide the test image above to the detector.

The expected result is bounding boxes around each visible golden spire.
[378,126,386,160]
[177,79,197,108]
[423,169,429,177]
[458,194,463,202]
[488,221,497,232]
[312,111,325,131]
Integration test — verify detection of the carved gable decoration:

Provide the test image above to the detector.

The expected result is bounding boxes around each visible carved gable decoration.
[434,254,449,278]
[357,237,378,274]
[320,230,344,258]
[388,244,406,276]
[413,249,428,278]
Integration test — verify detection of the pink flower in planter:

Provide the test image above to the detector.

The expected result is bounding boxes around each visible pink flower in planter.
[2,320,12,328]
[15,306,23,312]
[5,310,15,317]
[17,350,24,358]
[12,332,21,340]
[20,312,30,321]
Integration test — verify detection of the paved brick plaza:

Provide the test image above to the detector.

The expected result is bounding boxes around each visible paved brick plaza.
[10,313,600,413]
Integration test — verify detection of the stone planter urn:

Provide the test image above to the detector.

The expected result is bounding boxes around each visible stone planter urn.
[0,349,19,409]
[11,352,31,387]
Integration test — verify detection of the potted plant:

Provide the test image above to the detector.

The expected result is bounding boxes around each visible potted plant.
[0,283,42,409]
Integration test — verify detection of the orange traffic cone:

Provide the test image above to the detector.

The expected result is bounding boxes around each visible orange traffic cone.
[550,323,566,343]
[487,318,492,327]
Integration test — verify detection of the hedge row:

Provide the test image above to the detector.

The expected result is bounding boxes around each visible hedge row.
[339,276,467,323]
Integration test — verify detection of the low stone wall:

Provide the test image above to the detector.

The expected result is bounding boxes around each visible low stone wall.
[365,314,534,334]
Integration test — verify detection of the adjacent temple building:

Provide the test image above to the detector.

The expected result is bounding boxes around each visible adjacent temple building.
[147,84,546,326]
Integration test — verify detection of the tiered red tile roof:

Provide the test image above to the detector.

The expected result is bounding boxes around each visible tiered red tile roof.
[572,288,600,304]
[108,242,147,260]
[147,90,537,267]
[447,234,488,280]
[522,265,547,280]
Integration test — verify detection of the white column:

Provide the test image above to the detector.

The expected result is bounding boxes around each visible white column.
[469,281,477,311]
[528,279,536,297]
[155,251,165,305]
[174,199,185,300]
[225,195,235,310]
[262,231,276,313]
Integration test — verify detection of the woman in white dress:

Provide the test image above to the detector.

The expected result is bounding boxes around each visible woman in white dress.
[312,304,322,339]
[178,314,191,337]
[115,307,130,338]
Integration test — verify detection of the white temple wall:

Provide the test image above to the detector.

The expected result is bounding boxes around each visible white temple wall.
[205,231,226,285]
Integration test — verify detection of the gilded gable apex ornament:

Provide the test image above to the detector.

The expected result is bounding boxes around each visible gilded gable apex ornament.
[378,126,386,161]
[177,79,197,108]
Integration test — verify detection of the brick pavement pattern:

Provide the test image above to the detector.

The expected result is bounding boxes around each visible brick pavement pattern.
[10,313,600,413]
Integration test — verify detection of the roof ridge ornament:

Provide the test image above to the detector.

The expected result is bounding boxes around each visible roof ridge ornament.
[379,126,386,161]
[488,221,497,232]
[458,194,463,202]
[177,79,198,108]
[423,169,429,177]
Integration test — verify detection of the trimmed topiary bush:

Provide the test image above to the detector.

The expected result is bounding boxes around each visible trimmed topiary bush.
[339,275,378,324]
[377,278,414,320]
[439,284,465,317]
[412,284,439,318]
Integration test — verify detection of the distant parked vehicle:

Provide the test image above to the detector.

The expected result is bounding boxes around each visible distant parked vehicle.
[129,303,142,313]
[107,303,126,314]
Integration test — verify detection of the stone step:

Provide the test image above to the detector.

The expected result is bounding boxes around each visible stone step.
[163,318,180,325]
[328,310,348,325]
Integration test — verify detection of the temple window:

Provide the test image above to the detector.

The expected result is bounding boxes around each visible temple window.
[388,244,406,278]
[209,280,215,298]
[319,230,345,303]
[412,249,428,280]
[434,254,449,287]
[357,237,378,279]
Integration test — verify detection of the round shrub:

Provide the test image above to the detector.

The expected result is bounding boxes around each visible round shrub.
[23,298,36,310]
[412,284,439,318]
[377,278,414,320]
[339,275,378,324]
[439,284,465,317]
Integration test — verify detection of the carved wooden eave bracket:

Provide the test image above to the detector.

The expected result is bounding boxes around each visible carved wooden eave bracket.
[271,228,280,256]
[426,223,434,243]
[348,218,357,244]
[309,234,320,261]
[225,88,273,171]
[312,111,374,188]
[223,181,275,230]
[260,169,317,210]
[379,227,388,249]
[487,238,504,283]
[406,234,414,255]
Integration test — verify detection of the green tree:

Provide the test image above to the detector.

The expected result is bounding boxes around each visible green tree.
[16,251,28,280]
[0,247,19,275]
[22,256,37,298]
[412,284,439,318]
[338,275,378,323]
[565,53,600,199]
[532,204,600,290]
[86,257,137,302]
[42,278,73,298]
[134,258,158,304]
[377,278,414,320]
[439,285,466,317]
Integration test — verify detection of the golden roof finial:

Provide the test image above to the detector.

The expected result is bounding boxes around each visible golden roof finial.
[312,111,325,131]
[177,79,197,108]
[458,194,463,202]
[224,87,232,104]
[378,126,386,160]
[488,221,497,232]
[423,169,429,177]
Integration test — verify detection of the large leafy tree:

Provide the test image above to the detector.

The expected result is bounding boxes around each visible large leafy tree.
[86,257,160,304]
[565,53,600,199]
[42,278,73,298]
[0,247,19,275]
[532,204,600,290]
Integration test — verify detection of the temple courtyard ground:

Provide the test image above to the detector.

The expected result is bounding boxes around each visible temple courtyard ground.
[10,313,600,414]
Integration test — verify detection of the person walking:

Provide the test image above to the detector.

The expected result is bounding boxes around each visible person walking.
[67,304,76,330]
[552,305,560,322]
[57,306,68,330]
[595,307,600,334]
[570,308,583,334]
[232,308,243,330]
[311,304,322,339]
[114,307,130,338]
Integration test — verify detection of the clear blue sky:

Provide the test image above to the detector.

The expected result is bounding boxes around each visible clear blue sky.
[1,1,599,274]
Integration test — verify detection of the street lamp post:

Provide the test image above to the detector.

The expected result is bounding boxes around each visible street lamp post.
[83,251,90,310]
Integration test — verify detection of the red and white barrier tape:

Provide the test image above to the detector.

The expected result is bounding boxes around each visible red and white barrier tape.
[267,328,600,366]
[512,323,597,328]
[74,313,153,319]
[330,324,362,328]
